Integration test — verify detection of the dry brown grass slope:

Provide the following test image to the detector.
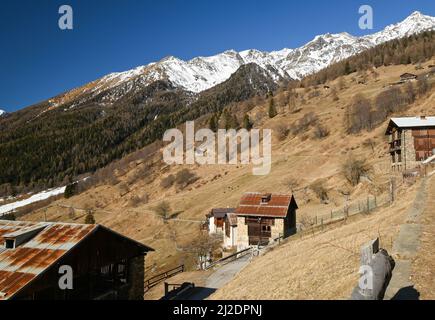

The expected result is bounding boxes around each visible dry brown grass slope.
[210,183,419,300]
[22,61,435,276]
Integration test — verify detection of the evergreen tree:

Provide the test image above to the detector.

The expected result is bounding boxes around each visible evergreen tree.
[64,182,77,199]
[85,210,96,224]
[268,97,277,118]
[243,114,253,130]
[209,114,218,132]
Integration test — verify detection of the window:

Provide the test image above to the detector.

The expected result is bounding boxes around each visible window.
[5,239,15,249]
[262,225,271,232]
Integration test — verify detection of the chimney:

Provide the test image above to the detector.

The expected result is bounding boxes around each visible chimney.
[261,193,272,204]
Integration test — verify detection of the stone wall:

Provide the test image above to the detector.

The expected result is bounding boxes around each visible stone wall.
[223,225,237,249]
[271,218,284,240]
[236,217,249,250]
[403,129,418,170]
[127,256,145,300]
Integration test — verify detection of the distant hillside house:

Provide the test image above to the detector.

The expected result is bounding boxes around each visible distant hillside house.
[230,193,298,250]
[399,73,418,82]
[206,208,235,235]
[385,116,435,171]
[0,220,153,300]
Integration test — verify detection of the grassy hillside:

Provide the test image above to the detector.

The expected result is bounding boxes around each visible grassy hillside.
[210,188,417,299]
[19,59,435,279]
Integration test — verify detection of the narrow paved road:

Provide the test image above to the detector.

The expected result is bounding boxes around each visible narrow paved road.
[180,255,251,300]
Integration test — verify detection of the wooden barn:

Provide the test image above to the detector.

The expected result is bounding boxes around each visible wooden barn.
[0,220,153,300]
[385,116,435,171]
[231,193,298,250]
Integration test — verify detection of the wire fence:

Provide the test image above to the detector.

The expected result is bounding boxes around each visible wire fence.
[298,194,392,230]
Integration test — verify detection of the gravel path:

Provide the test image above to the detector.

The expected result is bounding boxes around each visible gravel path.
[384,175,430,300]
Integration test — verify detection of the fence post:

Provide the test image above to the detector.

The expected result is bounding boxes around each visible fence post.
[321,218,323,231]
[330,210,333,220]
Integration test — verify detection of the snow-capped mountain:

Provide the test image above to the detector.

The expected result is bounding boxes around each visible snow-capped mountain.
[51,11,435,107]
[0,109,6,117]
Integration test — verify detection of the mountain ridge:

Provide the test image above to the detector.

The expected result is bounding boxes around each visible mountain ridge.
[44,11,435,109]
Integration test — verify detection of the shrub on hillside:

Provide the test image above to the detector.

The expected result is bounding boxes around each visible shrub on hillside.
[129,194,149,207]
[161,174,175,189]
[310,180,329,203]
[274,123,290,141]
[154,201,171,220]
[291,112,318,135]
[342,155,371,186]
[175,169,198,189]
[313,124,330,139]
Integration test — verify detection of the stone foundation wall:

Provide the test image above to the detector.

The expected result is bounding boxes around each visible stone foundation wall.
[236,217,249,250]
[271,219,284,240]
[128,256,145,300]
[403,129,418,170]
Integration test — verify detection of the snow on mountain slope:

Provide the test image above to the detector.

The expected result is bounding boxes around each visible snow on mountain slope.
[364,11,435,44]
[50,11,435,107]
[0,109,6,117]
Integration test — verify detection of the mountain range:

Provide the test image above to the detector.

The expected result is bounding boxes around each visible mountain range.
[48,11,435,109]
[0,10,434,190]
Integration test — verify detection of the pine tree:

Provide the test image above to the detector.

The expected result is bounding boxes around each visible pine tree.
[64,182,77,199]
[243,114,253,130]
[209,114,218,132]
[268,97,277,118]
[85,210,96,224]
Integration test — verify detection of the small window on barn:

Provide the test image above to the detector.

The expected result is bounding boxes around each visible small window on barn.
[5,239,15,249]
[262,225,271,232]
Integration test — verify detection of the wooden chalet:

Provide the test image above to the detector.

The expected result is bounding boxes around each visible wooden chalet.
[385,116,435,171]
[229,193,298,250]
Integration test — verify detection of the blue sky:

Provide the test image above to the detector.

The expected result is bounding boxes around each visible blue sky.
[0,0,434,111]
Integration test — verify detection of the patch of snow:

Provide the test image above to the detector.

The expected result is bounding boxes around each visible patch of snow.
[0,186,66,216]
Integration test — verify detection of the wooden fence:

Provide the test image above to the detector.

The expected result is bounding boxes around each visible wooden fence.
[299,194,391,231]
[204,247,252,270]
[144,264,184,292]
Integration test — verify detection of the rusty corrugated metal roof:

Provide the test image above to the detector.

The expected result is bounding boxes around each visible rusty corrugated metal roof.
[234,193,296,218]
[0,220,97,300]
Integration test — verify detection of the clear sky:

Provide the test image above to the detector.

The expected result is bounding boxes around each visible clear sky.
[0,0,434,111]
